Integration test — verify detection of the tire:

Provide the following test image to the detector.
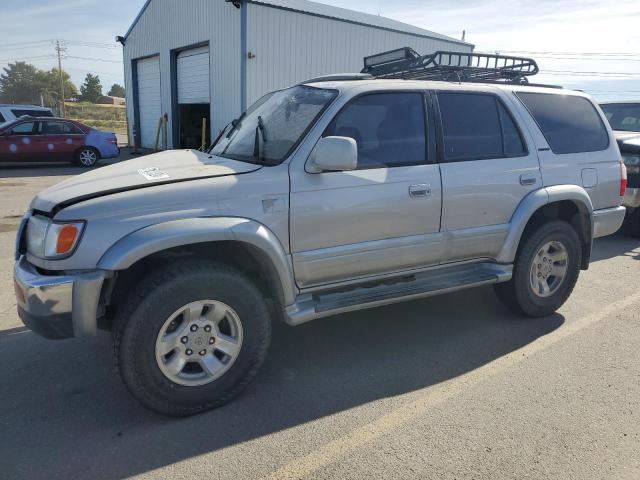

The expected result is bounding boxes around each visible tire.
[629,208,640,238]
[113,260,272,416]
[494,220,581,317]
[75,146,100,167]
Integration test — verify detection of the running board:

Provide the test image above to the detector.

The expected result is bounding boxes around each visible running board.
[284,262,512,325]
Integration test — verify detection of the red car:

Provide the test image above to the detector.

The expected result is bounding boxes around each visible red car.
[0,117,119,167]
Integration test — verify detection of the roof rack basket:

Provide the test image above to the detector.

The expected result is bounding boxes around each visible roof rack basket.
[361,47,539,84]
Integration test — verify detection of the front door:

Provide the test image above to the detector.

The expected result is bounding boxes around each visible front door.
[434,90,541,262]
[289,92,443,288]
[0,121,40,162]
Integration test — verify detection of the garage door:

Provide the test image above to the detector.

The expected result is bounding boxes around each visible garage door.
[136,56,161,149]
[177,46,210,104]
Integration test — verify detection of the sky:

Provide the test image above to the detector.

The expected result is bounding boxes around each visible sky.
[1,0,639,101]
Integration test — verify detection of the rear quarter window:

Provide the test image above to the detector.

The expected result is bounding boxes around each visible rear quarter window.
[517,92,609,154]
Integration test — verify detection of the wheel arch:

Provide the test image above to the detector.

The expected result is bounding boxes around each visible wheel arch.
[98,217,297,307]
[497,186,594,269]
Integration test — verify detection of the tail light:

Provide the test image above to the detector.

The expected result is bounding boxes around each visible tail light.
[620,160,627,197]
[108,133,117,144]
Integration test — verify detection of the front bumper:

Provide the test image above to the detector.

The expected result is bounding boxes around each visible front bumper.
[593,206,627,238]
[622,187,640,209]
[13,256,105,339]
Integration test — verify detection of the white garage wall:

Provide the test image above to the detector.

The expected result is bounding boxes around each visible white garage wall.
[122,0,472,148]
[123,0,241,148]
[177,46,210,104]
[245,3,473,106]
[136,56,161,148]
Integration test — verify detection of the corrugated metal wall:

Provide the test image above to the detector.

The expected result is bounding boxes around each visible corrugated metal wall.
[123,0,241,148]
[123,0,472,148]
[245,3,473,105]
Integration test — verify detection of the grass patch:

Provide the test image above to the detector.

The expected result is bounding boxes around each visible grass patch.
[65,102,128,134]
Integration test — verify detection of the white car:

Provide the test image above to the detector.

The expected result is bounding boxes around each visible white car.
[0,104,53,125]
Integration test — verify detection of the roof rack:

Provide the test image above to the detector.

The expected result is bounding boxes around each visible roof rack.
[361,47,540,84]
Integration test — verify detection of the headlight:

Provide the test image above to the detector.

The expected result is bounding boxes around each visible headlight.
[26,215,85,259]
[623,153,640,174]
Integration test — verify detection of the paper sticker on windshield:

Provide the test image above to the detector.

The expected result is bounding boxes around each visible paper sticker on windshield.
[138,167,169,181]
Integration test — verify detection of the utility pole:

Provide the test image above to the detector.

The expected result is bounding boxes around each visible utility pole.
[55,40,66,117]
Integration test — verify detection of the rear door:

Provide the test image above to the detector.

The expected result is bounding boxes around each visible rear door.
[434,90,541,263]
[289,91,443,288]
[37,120,85,161]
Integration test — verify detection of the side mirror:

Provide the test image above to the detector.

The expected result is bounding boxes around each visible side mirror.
[308,136,358,173]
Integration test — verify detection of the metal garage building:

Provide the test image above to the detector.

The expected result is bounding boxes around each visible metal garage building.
[121,0,473,149]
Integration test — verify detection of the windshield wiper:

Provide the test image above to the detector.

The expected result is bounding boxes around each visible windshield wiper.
[251,116,269,164]
[257,115,267,143]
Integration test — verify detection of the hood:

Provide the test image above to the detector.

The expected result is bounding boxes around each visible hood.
[613,130,640,154]
[31,149,262,213]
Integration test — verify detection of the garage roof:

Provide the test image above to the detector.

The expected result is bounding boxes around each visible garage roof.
[125,0,473,47]
[252,0,472,46]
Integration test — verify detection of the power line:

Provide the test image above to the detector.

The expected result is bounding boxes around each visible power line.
[65,55,122,64]
[0,55,57,62]
[486,49,640,57]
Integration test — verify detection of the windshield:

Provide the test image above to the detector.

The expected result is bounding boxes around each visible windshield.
[601,103,640,132]
[212,85,337,165]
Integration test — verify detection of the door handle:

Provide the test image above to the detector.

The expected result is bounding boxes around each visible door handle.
[409,184,431,197]
[519,174,537,186]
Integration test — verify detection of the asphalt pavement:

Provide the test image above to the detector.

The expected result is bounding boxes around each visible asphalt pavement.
[0,163,639,479]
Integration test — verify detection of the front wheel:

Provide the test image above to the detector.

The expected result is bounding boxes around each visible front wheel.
[113,260,272,416]
[494,220,581,317]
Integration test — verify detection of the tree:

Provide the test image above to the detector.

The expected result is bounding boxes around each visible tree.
[107,83,125,97]
[0,62,40,104]
[80,73,103,103]
[0,62,78,108]
[36,68,78,106]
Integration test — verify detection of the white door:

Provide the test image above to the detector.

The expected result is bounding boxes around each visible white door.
[177,46,210,104]
[136,56,161,149]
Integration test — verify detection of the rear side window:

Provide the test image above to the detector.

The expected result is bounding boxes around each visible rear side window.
[11,109,53,118]
[437,92,526,162]
[324,92,427,169]
[0,112,5,123]
[517,92,609,154]
[42,121,83,135]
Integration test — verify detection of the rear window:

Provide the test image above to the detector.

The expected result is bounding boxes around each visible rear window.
[437,92,526,162]
[42,121,83,135]
[517,92,609,154]
[600,103,640,133]
[11,109,53,118]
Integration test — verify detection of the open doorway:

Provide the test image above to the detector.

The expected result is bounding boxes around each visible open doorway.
[178,103,210,149]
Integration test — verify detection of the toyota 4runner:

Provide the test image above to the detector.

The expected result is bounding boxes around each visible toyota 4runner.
[14,50,627,416]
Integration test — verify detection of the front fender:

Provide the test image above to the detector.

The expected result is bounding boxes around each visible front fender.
[496,185,594,264]
[98,217,297,305]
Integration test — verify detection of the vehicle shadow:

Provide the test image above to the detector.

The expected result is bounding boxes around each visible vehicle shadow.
[0,286,563,479]
[590,231,640,262]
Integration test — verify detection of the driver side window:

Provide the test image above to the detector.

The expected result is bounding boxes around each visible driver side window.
[324,92,428,169]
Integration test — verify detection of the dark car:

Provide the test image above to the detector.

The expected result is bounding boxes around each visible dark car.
[0,117,119,167]
[600,102,640,236]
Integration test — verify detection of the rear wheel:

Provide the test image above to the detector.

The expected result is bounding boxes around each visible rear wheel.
[76,146,100,167]
[113,260,272,416]
[494,220,581,317]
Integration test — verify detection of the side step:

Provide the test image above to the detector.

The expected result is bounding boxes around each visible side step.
[284,262,512,325]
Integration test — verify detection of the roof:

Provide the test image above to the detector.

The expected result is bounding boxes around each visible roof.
[251,0,472,46]
[124,0,473,47]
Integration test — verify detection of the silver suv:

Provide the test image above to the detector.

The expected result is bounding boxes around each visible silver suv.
[14,53,627,416]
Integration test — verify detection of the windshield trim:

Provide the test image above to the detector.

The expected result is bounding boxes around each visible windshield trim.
[215,85,339,166]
